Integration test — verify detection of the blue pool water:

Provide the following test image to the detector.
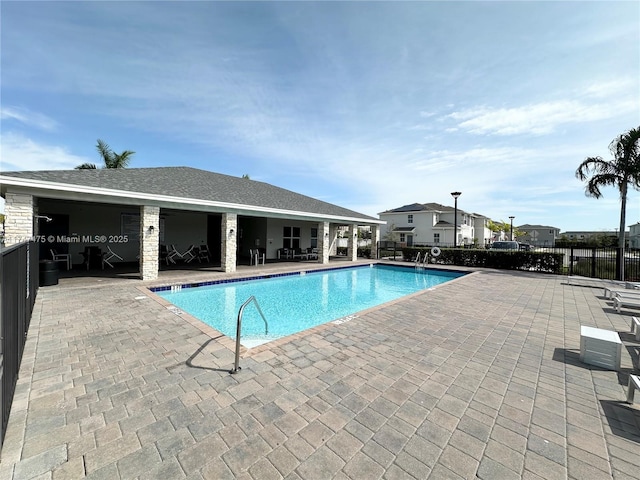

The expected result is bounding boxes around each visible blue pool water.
[156,265,464,347]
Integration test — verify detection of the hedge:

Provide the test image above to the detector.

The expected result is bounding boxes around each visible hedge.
[401,247,564,274]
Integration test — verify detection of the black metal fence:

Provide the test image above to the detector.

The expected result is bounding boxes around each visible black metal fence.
[1,241,38,454]
[378,242,636,281]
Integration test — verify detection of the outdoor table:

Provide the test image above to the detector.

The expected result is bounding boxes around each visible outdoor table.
[579,326,621,371]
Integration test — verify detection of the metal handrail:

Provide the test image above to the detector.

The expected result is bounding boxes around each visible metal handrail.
[230,296,269,374]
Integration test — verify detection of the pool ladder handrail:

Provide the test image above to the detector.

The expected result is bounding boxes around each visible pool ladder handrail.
[230,296,269,374]
[415,252,426,270]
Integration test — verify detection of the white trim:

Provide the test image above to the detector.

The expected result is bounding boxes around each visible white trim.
[0,175,385,225]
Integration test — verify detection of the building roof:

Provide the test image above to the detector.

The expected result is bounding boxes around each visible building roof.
[0,167,381,224]
[379,202,472,216]
[518,224,561,230]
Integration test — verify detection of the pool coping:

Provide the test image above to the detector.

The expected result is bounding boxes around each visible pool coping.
[139,262,477,360]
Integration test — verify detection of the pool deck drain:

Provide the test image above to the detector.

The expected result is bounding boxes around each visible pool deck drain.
[1,263,639,479]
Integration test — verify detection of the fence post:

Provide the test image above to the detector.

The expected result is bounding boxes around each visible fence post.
[591,248,597,279]
[569,246,574,276]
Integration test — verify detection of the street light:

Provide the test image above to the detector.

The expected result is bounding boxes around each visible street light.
[451,191,461,247]
[509,216,515,241]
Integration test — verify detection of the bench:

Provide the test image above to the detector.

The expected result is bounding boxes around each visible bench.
[579,326,622,371]
[627,374,640,404]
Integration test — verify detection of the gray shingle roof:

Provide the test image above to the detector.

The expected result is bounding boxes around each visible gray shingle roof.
[1,167,378,222]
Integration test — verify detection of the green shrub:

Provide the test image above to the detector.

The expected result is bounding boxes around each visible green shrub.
[401,247,564,274]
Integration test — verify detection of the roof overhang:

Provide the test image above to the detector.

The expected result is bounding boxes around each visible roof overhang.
[0,175,386,226]
[392,227,416,233]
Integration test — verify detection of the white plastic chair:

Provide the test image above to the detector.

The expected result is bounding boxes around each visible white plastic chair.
[102,245,123,269]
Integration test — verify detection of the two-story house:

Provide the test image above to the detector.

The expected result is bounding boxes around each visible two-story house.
[517,224,561,247]
[379,203,492,247]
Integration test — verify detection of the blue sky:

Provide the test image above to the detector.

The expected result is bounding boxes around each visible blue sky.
[1,1,638,232]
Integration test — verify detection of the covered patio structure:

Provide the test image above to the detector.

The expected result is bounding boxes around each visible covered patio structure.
[1,167,384,280]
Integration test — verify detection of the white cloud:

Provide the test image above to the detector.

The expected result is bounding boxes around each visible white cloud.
[0,106,58,131]
[446,78,639,136]
[0,132,89,171]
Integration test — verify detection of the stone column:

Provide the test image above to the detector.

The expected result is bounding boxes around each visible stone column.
[4,192,35,246]
[318,221,330,264]
[370,225,379,259]
[139,205,160,281]
[222,213,237,273]
[348,224,358,261]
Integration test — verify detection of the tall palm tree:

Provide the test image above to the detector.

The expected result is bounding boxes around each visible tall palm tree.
[75,139,135,169]
[576,126,640,280]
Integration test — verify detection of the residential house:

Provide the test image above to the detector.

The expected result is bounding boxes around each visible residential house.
[517,224,561,247]
[378,202,492,247]
[560,230,626,246]
[0,167,384,280]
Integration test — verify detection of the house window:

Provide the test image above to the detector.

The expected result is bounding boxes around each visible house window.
[408,214,413,224]
[283,226,301,249]
[399,233,406,243]
[434,233,440,244]
[310,227,318,248]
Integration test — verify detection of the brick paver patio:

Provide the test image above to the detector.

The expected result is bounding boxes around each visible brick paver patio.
[1,263,639,479]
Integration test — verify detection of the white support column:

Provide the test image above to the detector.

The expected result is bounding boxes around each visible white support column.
[348,224,358,261]
[370,225,380,259]
[4,192,35,246]
[318,221,330,264]
[222,213,237,272]
[140,205,160,281]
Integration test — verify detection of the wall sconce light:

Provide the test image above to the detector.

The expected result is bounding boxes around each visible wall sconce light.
[148,225,155,233]
[229,228,235,235]
[325,232,329,237]
[354,232,358,238]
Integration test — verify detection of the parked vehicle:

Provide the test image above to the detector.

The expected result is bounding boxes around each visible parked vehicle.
[490,241,520,250]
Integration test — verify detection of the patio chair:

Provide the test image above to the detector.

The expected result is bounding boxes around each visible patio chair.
[250,248,265,265]
[50,249,72,270]
[160,245,175,265]
[198,244,211,263]
[182,245,198,263]
[292,248,308,260]
[102,245,123,269]
[168,244,183,263]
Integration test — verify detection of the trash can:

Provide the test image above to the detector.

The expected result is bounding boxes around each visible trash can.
[39,260,59,286]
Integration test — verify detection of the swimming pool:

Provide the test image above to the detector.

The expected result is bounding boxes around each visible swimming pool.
[155,264,465,347]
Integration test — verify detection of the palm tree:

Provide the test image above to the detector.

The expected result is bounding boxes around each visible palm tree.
[576,126,640,280]
[75,139,135,169]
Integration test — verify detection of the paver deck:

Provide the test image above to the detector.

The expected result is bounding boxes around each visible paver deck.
[1,262,639,479]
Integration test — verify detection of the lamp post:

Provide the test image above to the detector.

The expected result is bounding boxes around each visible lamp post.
[451,191,461,247]
[509,216,515,241]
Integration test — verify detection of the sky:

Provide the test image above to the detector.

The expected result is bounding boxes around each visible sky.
[1,0,639,232]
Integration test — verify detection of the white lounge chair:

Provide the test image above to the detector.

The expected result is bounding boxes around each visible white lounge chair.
[630,317,640,341]
[627,374,640,404]
[613,292,640,313]
[603,284,640,299]
[102,245,123,269]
